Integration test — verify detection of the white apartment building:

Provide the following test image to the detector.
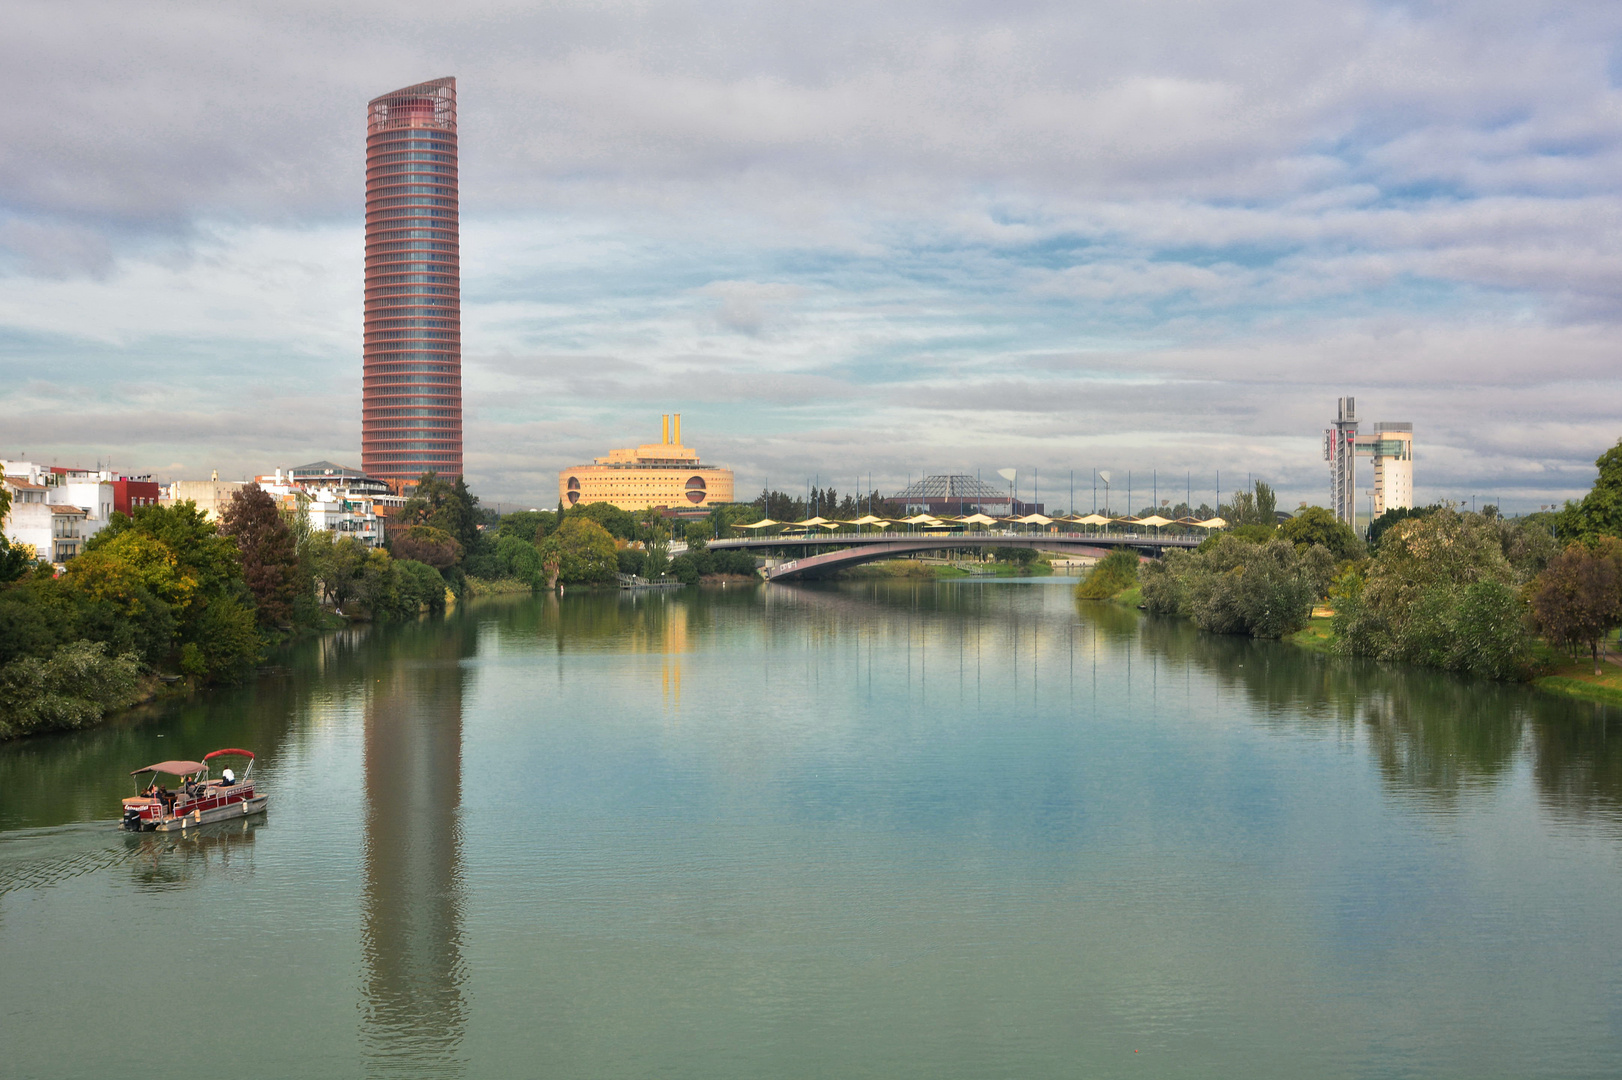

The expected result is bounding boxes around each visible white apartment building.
[3,462,110,564]
[255,470,385,547]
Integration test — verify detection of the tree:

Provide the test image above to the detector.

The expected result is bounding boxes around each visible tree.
[1558,438,1622,542]
[496,510,557,544]
[399,471,481,554]
[1368,504,1438,549]
[392,525,462,569]
[993,546,1039,567]
[219,484,299,627]
[496,535,543,584]
[566,501,638,540]
[1142,535,1334,638]
[1333,508,1532,679]
[1532,540,1622,674]
[309,534,371,610]
[554,517,618,583]
[1279,506,1364,561]
[642,519,672,579]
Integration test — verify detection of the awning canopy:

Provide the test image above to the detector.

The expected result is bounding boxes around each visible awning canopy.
[898,514,940,525]
[1136,514,1174,527]
[1073,513,1114,525]
[130,760,205,777]
[846,515,891,526]
[735,519,779,529]
[1015,513,1054,525]
[1191,517,1228,529]
[791,516,834,527]
[957,513,1000,525]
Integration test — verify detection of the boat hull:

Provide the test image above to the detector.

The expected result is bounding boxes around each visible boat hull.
[140,795,268,831]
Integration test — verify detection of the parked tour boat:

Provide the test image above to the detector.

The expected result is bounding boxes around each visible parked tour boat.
[122,749,267,831]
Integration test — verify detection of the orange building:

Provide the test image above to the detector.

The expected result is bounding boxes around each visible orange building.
[559,415,734,511]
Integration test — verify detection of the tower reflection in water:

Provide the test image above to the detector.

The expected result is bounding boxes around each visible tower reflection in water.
[360,640,469,1077]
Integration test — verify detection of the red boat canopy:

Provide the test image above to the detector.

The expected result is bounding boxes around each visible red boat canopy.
[203,748,255,761]
[130,761,205,777]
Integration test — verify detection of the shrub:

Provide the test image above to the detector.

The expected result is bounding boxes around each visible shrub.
[0,640,143,739]
[1075,549,1139,599]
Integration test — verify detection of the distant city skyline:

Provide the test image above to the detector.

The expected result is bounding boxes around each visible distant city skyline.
[3,2,1620,514]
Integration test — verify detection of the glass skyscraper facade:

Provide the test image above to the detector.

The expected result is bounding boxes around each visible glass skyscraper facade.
[362,77,462,490]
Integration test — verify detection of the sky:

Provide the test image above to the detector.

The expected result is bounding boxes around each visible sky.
[3,0,1621,513]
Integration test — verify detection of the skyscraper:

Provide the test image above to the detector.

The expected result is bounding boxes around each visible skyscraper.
[362,77,462,491]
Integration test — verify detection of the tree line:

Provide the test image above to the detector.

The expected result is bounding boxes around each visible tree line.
[1100,438,1622,684]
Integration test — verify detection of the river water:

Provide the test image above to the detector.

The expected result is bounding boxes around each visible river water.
[3,580,1621,1079]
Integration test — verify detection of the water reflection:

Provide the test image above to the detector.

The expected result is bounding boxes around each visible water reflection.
[1134,612,1622,820]
[124,818,260,890]
[359,627,471,1078]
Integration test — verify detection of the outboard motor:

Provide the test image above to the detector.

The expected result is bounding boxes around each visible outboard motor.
[122,805,145,830]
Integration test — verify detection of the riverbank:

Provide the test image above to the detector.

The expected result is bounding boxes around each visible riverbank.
[1086,577,1622,710]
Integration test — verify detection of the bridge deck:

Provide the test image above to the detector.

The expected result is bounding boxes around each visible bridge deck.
[707,531,1200,581]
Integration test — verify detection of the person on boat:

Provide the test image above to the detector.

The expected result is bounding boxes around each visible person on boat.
[184,776,200,800]
[157,785,177,815]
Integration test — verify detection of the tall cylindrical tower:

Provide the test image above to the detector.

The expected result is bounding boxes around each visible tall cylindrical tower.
[362,77,462,490]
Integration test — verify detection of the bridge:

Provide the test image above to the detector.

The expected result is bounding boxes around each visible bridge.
[707,531,1202,581]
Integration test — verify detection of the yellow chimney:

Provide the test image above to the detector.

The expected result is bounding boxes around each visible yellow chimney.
[662,414,670,445]
[674,413,681,446]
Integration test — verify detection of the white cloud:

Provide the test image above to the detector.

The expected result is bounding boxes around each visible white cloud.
[2,0,1621,511]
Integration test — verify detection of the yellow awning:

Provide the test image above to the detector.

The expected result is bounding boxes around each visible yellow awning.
[735,519,779,529]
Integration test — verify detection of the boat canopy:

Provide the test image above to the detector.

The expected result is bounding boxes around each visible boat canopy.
[203,748,255,761]
[130,760,205,777]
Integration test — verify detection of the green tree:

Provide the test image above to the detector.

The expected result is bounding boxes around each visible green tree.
[566,501,638,540]
[1368,504,1438,549]
[399,471,482,553]
[1334,508,1532,679]
[309,534,372,610]
[1532,540,1622,674]
[219,484,300,627]
[642,518,672,579]
[497,509,558,544]
[495,535,543,584]
[1279,506,1364,560]
[554,517,618,583]
[395,559,450,615]
[1559,438,1622,542]
[1143,536,1333,639]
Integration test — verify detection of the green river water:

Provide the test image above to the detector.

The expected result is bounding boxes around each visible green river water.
[2,579,1620,1078]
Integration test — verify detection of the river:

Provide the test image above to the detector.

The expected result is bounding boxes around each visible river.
[2,580,1620,1078]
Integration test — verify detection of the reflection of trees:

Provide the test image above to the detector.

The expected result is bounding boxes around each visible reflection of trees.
[1136,613,1622,820]
[360,625,470,1078]
[1531,714,1622,824]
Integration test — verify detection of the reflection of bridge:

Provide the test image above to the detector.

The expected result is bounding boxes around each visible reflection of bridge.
[708,532,1202,581]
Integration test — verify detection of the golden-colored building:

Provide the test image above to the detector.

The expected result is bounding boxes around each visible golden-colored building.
[559,414,735,511]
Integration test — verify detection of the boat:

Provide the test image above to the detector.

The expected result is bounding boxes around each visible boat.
[122,749,268,831]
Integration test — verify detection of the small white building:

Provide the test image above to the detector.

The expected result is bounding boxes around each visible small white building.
[3,473,53,565]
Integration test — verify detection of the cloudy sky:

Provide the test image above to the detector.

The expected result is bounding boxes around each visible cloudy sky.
[3,0,1621,512]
